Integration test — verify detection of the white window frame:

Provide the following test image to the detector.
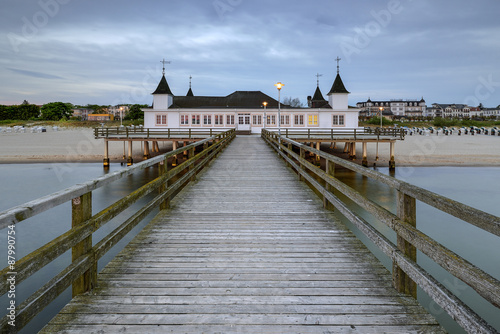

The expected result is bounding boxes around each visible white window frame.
[332,114,345,127]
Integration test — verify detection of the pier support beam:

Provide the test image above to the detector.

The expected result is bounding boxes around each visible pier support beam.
[343,142,349,154]
[362,142,368,167]
[103,140,110,168]
[172,141,178,167]
[127,140,133,166]
[389,141,396,170]
[143,141,151,160]
[315,142,321,166]
[350,142,356,160]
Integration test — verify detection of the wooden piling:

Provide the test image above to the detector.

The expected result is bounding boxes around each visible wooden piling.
[103,140,110,167]
[315,142,321,165]
[389,141,396,170]
[362,142,368,167]
[172,141,178,167]
[143,141,150,160]
[127,140,133,166]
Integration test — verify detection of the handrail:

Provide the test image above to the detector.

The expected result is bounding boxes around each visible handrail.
[94,127,232,139]
[266,127,405,140]
[0,129,236,332]
[261,129,499,334]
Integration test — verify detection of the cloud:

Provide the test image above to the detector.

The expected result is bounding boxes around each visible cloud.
[7,68,65,80]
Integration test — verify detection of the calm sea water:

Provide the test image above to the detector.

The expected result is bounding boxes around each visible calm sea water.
[333,166,500,334]
[0,163,160,333]
[0,163,499,333]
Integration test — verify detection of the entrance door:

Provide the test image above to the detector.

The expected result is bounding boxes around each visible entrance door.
[237,114,251,131]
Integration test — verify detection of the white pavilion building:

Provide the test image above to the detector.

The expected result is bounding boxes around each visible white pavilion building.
[143,65,360,134]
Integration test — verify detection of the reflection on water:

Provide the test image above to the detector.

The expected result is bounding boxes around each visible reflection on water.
[1,164,499,333]
[333,166,500,334]
[0,163,159,333]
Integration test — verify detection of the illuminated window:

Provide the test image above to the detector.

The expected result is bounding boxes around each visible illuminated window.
[308,115,318,126]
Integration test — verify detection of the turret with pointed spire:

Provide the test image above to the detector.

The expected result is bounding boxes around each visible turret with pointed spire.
[327,57,350,111]
[152,59,174,110]
[186,75,194,97]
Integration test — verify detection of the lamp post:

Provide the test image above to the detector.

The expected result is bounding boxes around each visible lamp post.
[263,101,268,130]
[274,82,284,143]
[119,106,124,127]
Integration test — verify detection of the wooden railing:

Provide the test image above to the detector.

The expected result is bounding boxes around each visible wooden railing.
[262,129,500,334]
[0,129,236,333]
[269,127,405,140]
[94,127,232,139]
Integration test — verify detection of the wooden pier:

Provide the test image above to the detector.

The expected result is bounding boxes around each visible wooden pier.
[1,131,499,333]
[38,136,440,333]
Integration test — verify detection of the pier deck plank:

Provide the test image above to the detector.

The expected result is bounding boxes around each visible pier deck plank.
[42,136,444,333]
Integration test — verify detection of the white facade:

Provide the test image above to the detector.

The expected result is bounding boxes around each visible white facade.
[143,107,360,134]
[143,70,360,133]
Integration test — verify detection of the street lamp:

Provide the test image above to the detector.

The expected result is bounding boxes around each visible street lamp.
[274,82,284,143]
[262,101,268,130]
[119,106,124,127]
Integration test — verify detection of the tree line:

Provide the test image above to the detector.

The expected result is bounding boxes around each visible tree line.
[0,102,148,121]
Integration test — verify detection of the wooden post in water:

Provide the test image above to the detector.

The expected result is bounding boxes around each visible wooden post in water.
[343,142,349,153]
[324,159,335,211]
[143,141,150,160]
[394,192,417,298]
[103,140,110,167]
[127,140,133,166]
[172,141,178,167]
[362,142,368,167]
[350,142,356,160]
[315,142,321,166]
[389,141,396,170]
[72,192,95,297]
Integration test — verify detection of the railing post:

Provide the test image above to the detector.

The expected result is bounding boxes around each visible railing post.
[189,147,196,181]
[299,147,305,181]
[394,192,417,298]
[159,157,169,210]
[324,159,335,211]
[72,192,95,297]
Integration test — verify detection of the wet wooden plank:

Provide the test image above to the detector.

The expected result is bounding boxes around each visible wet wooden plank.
[41,136,443,333]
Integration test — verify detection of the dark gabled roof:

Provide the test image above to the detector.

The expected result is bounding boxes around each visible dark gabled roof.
[152,75,173,95]
[186,87,194,97]
[312,86,326,101]
[328,73,350,95]
[171,91,288,109]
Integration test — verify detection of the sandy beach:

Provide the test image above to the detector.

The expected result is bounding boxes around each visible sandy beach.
[0,127,499,166]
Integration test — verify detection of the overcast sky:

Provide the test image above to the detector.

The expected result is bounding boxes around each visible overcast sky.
[1,0,499,107]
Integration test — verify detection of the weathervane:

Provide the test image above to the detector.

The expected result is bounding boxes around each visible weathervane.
[189,75,192,89]
[316,73,323,87]
[160,58,171,75]
[335,56,341,74]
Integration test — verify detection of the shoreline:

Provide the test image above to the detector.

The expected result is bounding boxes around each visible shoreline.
[1,128,499,167]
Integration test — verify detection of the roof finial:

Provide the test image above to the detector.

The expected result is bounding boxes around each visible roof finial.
[189,75,192,89]
[335,56,341,74]
[316,73,323,87]
[160,58,171,75]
